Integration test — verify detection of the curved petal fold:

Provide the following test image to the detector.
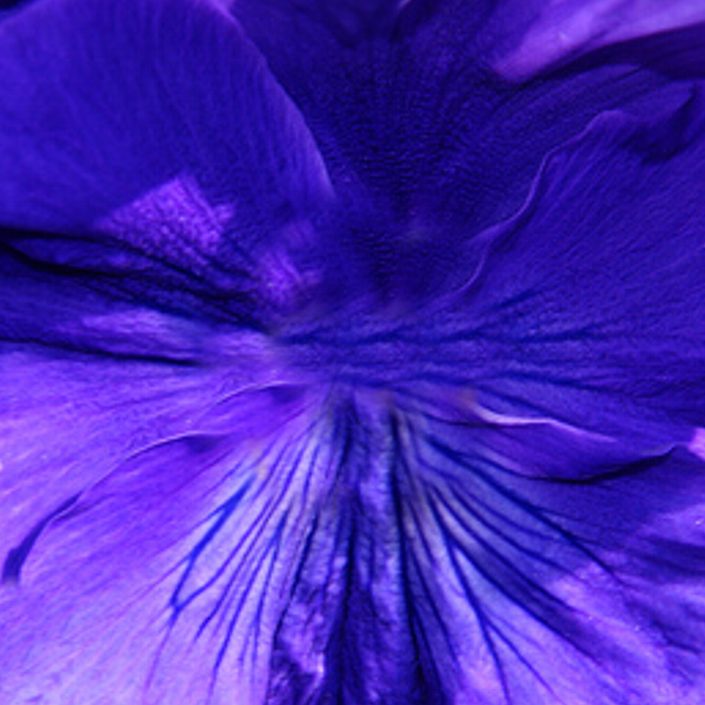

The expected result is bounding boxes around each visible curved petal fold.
[233,0,703,275]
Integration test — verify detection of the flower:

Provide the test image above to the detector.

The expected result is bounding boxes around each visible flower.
[1,0,705,703]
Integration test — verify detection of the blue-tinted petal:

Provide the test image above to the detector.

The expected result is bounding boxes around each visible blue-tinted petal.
[405,3,705,238]
[0,355,313,704]
[256,81,705,702]
[386,397,705,704]
[233,0,703,300]
[449,95,705,445]
[494,0,705,81]
[4,327,705,703]
[2,3,704,705]
[0,0,331,319]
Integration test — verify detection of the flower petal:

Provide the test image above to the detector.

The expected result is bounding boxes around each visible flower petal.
[387,398,705,704]
[495,0,705,81]
[0,0,331,307]
[449,94,705,447]
[0,347,312,703]
[233,0,703,292]
[4,306,704,705]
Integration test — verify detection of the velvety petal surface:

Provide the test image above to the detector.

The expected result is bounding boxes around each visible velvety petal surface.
[495,0,705,80]
[263,58,705,701]
[0,0,332,324]
[455,96,705,446]
[230,0,705,308]
[0,0,332,701]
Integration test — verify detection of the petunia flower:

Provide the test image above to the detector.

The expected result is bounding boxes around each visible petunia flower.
[1,0,705,703]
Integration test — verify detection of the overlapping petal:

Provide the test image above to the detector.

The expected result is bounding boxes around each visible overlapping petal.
[231,0,705,300]
[0,0,332,322]
[0,2,337,701]
[495,0,705,81]
[256,49,705,701]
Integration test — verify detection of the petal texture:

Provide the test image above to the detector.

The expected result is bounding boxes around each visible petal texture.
[495,0,705,80]
[456,96,705,445]
[0,0,332,323]
[0,347,313,704]
[2,1,705,704]
[233,0,702,289]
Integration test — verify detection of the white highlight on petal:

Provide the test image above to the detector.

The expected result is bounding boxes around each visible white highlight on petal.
[688,427,705,461]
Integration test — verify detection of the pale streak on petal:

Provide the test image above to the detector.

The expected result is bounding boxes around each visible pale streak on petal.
[255,219,324,314]
[688,427,705,461]
[471,400,614,442]
[496,0,705,81]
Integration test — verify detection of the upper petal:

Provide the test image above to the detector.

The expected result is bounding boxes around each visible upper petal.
[0,0,332,318]
[494,0,705,81]
[231,0,705,294]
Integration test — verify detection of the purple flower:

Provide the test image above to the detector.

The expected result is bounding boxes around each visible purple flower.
[1,1,705,702]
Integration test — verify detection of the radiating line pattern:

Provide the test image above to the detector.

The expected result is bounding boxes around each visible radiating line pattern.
[2,1,705,704]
